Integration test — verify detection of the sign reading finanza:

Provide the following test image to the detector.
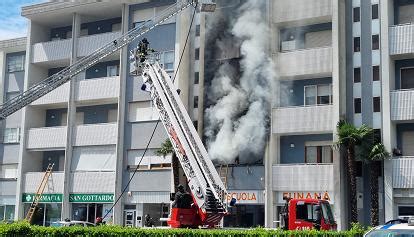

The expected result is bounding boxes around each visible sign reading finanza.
[69,194,114,203]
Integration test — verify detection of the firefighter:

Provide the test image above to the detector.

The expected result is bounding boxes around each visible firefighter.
[314,205,322,230]
[95,216,103,225]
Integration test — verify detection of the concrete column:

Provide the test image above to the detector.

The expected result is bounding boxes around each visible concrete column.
[113,3,129,226]
[380,0,396,222]
[332,0,347,230]
[62,12,81,220]
[0,51,6,105]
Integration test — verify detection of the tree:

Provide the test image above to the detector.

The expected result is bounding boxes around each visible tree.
[366,143,390,226]
[156,139,173,157]
[335,121,373,224]
[156,139,180,190]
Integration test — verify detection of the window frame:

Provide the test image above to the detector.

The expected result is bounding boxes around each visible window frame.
[372,35,380,50]
[353,7,361,22]
[399,66,414,89]
[106,65,119,77]
[303,84,333,106]
[354,67,361,83]
[161,51,175,72]
[373,96,381,113]
[354,98,362,114]
[354,37,361,52]
[3,128,20,144]
[305,144,333,164]
[372,4,379,20]
[7,55,25,73]
[372,65,380,81]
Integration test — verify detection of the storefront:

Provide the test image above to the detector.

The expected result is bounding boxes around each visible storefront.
[70,193,114,224]
[224,190,265,227]
[22,193,62,226]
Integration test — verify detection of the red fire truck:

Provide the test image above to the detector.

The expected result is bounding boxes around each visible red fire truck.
[280,198,337,230]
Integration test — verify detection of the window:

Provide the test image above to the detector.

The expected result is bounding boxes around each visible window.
[194,96,199,108]
[354,37,360,52]
[0,205,15,221]
[107,65,119,77]
[354,98,361,114]
[372,35,379,50]
[3,128,20,143]
[354,68,361,83]
[7,55,25,72]
[1,164,18,179]
[296,203,321,222]
[195,25,200,36]
[305,145,333,163]
[400,67,414,89]
[194,72,199,84]
[304,84,332,106]
[193,120,198,130]
[373,66,380,81]
[353,7,360,22]
[373,96,381,112]
[112,23,121,32]
[162,51,174,71]
[372,4,379,19]
[195,48,200,60]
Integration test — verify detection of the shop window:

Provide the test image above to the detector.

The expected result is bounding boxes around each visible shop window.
[373,97,381,112]
[354,37,360,52]
[3,128,20,143]
[372,4,379,19]
[194,72,199,84]
[354,67,361,83]
[0,205,14,221]
[353,7,360,22]
[72,203,103,224]
[25,203,61,226]
[373,66,380,81]
[304,84,332,106]
[107,65,119,77]
[372,35,379,50]
[400,67,414,89]
[354,98,361,114]
[7,55,25,72]
[305,145,333,163]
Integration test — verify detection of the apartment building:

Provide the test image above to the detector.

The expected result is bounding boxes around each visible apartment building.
[0,37,26,222]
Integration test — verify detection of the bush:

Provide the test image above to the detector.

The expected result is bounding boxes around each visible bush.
[0,222,367,237]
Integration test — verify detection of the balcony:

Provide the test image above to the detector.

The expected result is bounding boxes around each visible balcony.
[277,47,332,79]
[73,123,117,146]
[70,171,115,193]
[272,163,334,191]
[389,24,414,57]
[272,105,333,135]
[26,126,66,150]
[23,172,64,193]
[32,39,71,64]
[77,31,121,57]
[392,157,414,188]
[390,89,414,121]
[31,76,119,106]
[273,0,332,25]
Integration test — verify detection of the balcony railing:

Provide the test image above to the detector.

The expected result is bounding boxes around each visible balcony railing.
[70,171,115,193]
[73,123,117,146]
[23,172,64,193]
[272,104,333,134]
[390,89,414,121]
[273,163,334,191]
[32,38,71,63]
[32,76,119,106]
[389,24,414,56]
[277,46,332,79]
[393,157,414,188]
[77,31,121,57]
[26,126,67,150]
[273,0,332,24]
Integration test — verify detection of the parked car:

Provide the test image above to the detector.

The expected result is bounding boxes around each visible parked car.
[51,220,95,227]
[364,219,414,236]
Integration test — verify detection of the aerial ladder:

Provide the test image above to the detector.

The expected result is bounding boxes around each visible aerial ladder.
[0,0,214,119]
[133,47,234,227]
[0,0,230,228]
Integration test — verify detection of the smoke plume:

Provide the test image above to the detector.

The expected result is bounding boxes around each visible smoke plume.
[204,0,276,164]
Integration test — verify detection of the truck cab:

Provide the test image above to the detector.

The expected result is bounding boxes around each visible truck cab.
[280,198,337,231]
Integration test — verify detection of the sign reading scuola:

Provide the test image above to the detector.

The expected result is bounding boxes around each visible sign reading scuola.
[69,194,114,203]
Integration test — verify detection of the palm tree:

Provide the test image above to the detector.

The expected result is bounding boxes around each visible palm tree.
[367,143,390,226]
[156,139,180,189]
[335,121,373,224]
[156,139,173,157]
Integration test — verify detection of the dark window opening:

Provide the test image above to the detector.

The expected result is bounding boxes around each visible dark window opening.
[372,35,379,50]
[354,98,361,114]
[194,72,199,84]
[373,66,380,81]
[194,96,199,108]
[354,37,360,52]
[354,68,361,83]
[195,25,200,36]
[401,68,414,89]
[353,7,361,22]
[193,120,198,130]
[195,48,200,60]
[373,96,381,112]
[372,4,379,19]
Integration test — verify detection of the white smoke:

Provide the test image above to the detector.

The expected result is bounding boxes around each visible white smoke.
[205,0,276,164]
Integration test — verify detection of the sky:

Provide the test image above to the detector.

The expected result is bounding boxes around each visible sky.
[0,0,46,40]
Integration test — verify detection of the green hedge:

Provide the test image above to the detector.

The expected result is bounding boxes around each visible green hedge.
[0,222,367,237]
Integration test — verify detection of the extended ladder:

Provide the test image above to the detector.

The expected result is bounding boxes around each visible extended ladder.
[0,0,198,119]
[25,163,54,223]
[219,165,229,189]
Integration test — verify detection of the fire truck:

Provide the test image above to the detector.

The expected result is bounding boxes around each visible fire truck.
[280,197,337,230]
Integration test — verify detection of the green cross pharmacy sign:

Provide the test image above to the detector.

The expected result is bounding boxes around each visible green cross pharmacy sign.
[22,193,63,203]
